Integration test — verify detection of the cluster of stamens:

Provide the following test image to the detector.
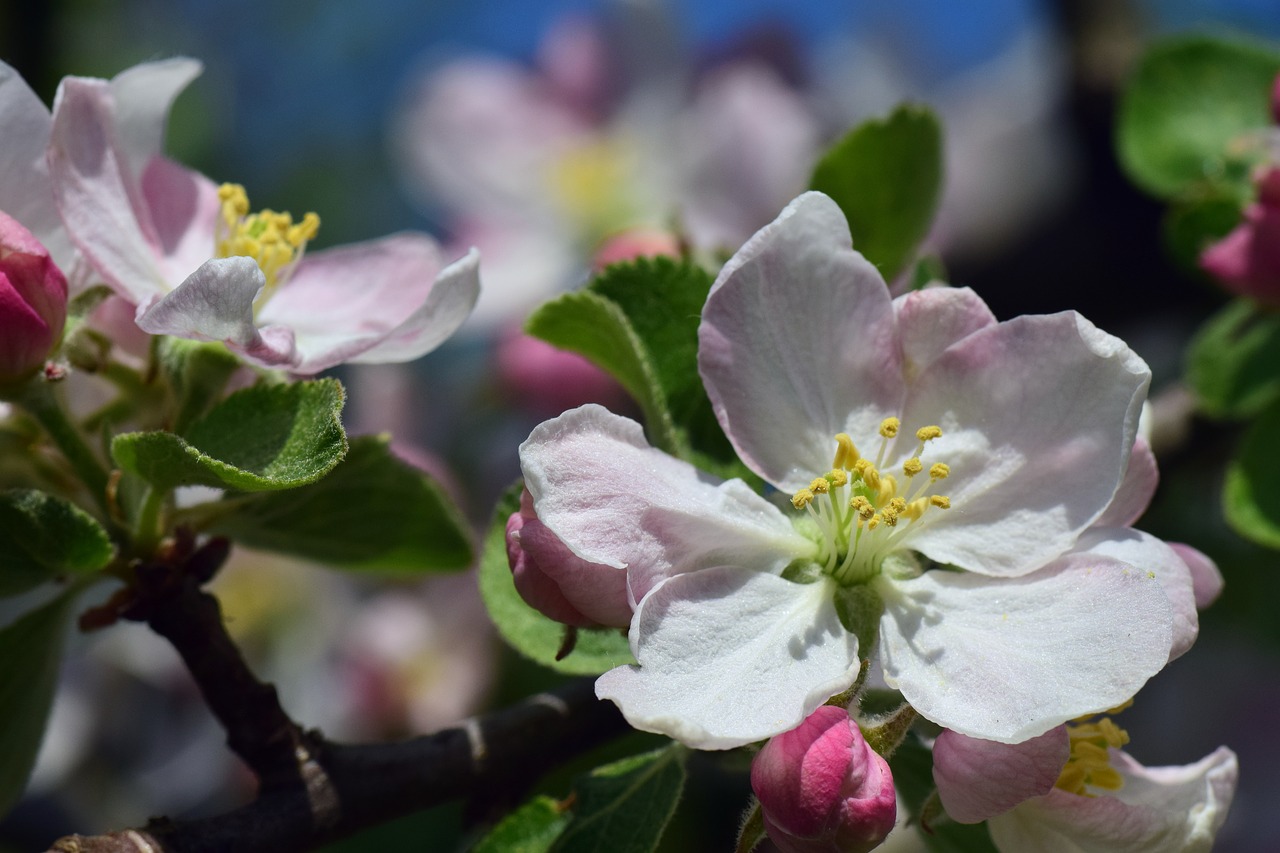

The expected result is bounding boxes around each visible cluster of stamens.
[1054,702,1132,796]
[215,183,320,306]
[790,417,951,584]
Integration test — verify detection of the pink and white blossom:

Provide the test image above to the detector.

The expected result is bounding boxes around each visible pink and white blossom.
[47,60,479,374]
[933,726,1237,852]
[520,192,1185,750]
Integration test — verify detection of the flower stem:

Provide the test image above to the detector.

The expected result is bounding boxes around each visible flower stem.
[14,378,111,516]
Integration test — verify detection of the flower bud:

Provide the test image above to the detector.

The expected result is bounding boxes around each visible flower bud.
[1199,167,1280,303]
[0,212,67,385]
[751,705,897,853]
[591,227,681,272]
[505,488,631,628]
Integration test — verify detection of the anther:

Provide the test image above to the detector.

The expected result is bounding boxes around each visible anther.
[915,425,942,441]
[929,463,950,480]
[809,478,830,495]
[879,417,900,438]
[929,495,951,509]
[826,469,848,488]
[850,496,875,520]
[792,489,814,509]
[903,457,923,477]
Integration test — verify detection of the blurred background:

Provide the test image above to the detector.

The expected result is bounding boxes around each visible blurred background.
[2,0,1280,850]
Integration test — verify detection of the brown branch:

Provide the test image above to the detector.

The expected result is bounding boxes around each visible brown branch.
[51,538,629,852]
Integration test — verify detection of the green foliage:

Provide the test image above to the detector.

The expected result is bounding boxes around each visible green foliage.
[111,378,347,492]
[158,338,242,435]
[810,105,944,282]
[1186,300,1280,418]
[1225,397,1280,548]
[1163,186,1251,271]
[208,435,472,573]
[0,592,76,818]
[1118,34,1280,199]
[551,745,686,853]
[525,257,745,478]
[477,484,634,676]
[0,489,113,596]
[473,796,571,853]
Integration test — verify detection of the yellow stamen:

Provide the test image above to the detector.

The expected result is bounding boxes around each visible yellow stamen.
[827,469,849,488]
[876,473,898,506]
[903,498,928,520]
[929,495,951,509]
[833,434,859,469]
[850,496,875,520]
[915,425,943,441]
[215,183,321,305]
[792,489,815,509]
[879,417,900,438]
[929,463,950,480]
[903,457,923,477]
[810,478,830,495]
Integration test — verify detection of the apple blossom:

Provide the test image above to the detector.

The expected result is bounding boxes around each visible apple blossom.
[751,705,896,853]
[520,192,1183,750]
[0,212,67,385]
[933,709,1238,852]
[47,61,479,374]
[1199,166,1280,304]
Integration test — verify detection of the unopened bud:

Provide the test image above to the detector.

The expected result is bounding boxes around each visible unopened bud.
[751,706,897,853]
[0,212,67,386]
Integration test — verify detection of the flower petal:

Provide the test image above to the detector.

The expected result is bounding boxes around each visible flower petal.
[892,285,996,380]
[988,746,1238,853]
[596,568,860,749]
[902,312,1150,576]
[1096,436,1158,528]
[519,404,814,603]
[49,75,169,302]
[135,257,297,366]
[107,59,203,184]
[699,192,904,492]
[933,727,1069,824]
[877,554,1172,743]
[256,237,479,373]
[1168,543,1224,609]
[1071,527,1197,662]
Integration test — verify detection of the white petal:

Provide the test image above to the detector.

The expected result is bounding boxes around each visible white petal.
[1096,437,1158,528]
[1168,543,1224,609]
[108,59,202,183]
[519,404,814,603]
[596,569,860,749]
[933,727,1069,824]
[698,191,904,493]
[1071,527,1197,662]
[877,554,1172,743]
[902,312,1151,576]
[988,747,1238,853]
[892,285,996,380]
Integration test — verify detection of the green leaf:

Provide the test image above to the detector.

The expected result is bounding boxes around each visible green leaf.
[207,435,472,573]
[1186,300,1280,418]
[158,338,242,435]
[0,592,75,818]
[1118,34,1280,199]
[552,746,686,853]
[111,378,347,492]
[810,104,943,281]
[0,489,113,597]
[474,796,571,853]
[477,484,634,676]
[1225,397,1280,548]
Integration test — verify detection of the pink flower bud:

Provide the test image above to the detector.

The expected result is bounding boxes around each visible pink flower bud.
[751,705,897,853]
[495,326,630,417]
[0,212,67,385]
[1199,167,1280,304]
[591,227,681,272]
[505,488,631,628]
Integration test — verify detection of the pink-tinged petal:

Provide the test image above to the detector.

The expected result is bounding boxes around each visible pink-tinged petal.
[519,404,814,603]
[140,156,221,284]
[1071,527,1197,662]
[877,554,1172,743]
[1096,436,1158,528]
[596,569,859,749]
[679,64,820,251]
[988,747,1238,853]
[0,61,74,271]
[933,727,1069,824]
[135,257,293,364]
[1168,543,1224,609]
[49,76,168,302]
[902,312,1150,576]
[256,237,479,373]
[506,489,631,628]
[892,286,996,380]
[107,59,202,183]
[699,192,904,493]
